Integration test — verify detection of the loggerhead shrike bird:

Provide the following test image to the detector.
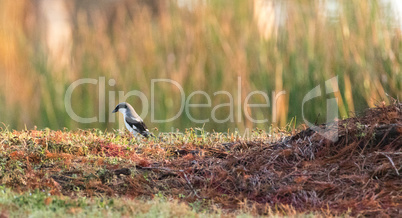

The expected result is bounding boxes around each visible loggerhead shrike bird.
[112,102,153,138]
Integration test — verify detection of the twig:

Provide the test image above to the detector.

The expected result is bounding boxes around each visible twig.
[375,152,402,155]
[140,166,176,172]
[378,152,400,176]
[180,170,200,198]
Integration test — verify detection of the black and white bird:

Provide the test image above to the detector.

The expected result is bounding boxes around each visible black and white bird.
[112,102,153,138]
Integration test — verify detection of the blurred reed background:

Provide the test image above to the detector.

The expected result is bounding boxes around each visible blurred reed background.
[0,0,401,132]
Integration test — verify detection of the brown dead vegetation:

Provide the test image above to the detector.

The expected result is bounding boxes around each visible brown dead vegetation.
[1,103,401,216]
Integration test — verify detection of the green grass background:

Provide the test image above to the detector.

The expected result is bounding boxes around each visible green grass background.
[0,0,401,132]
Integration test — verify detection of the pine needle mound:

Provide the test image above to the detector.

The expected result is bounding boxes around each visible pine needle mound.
[1,103,401,216]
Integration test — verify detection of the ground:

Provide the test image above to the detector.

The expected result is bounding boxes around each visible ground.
[0,102,400,217]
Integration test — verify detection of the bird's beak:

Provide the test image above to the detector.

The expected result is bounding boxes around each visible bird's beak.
[112,108,118,113]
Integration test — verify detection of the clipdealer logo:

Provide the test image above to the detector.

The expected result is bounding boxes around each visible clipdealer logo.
[64,77,286,125]
[64,76,340,141]
[302,76,339,142]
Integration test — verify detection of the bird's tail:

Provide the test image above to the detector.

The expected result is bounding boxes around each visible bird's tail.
[142,131,156,139]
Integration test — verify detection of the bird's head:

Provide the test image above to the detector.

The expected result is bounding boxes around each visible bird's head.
[112,102,129,114]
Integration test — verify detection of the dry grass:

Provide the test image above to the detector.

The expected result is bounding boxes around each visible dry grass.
[0,102,400,216]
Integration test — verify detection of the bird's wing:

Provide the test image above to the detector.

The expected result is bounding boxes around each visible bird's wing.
[125,116,150,137]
